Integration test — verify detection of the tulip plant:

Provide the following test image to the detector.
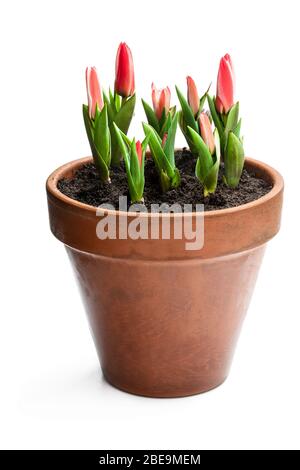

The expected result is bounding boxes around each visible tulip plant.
[104,42,136,166]
[142,84,176,138]
[82,46,247,199]
[83,42,136,181]
[143,112,181,192]
[113,125,149,203]
[207,54,245,188]
[176,77,210,155]
[83,67,111,182]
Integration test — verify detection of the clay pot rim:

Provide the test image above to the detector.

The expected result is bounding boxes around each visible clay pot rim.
[46,155,284,218]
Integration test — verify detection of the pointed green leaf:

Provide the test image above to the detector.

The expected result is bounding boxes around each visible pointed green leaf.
[113,123,130,168]
[130,138,140,185]
[82,104,94,149]
[103,92,115,121]
[224,131,245,188]
[114,90,122,113]
[160,112,172,137]
[178,110,198,155]
[114,93,136,133]
[94,105,111,166]
[188,126,213,178]
[142,123,174,177]
[142,99,160,133]
[82,104,109,181]
[163,112,178,167]
[175,86,198,132]
[202,129,221,195]
[207,95,224,138]
[170,167,181,188]
[225,102,239,135]
[233,118,242,138]
[141,134,150,153]
[160,170,171,193]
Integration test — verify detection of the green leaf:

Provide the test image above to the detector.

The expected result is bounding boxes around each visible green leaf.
[175,86,198,132]
[115,93,136,133]
[130,138,140,185]
[188,126,213,179]
[141,134,150,153]
[142,99,160,133]
[233,118,242,138]
[170,167,181,188]
[82,104,94,149]
[82,104,110,181]
[159,170,171,192]
[160,112,172,137]
[94,105,111,167]
[207,95,224,138]
[113,123,130,167]
[142,123,173,176]
[109,88,118,115]
[103,92,115,121]
[143,122,180,192]
[178,111,198,155]
[202,129,221,196]
[113,126,131,148]
[163,112,178,167]
[114,91,122,113]
[224,131,245,188]
[225,102,239,136]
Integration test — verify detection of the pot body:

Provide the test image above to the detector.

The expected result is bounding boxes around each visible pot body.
[47,157,283,397]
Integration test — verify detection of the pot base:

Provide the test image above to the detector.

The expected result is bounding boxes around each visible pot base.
[102,371,228,398]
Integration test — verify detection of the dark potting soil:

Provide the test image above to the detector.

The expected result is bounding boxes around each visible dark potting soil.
[58,149,272,212]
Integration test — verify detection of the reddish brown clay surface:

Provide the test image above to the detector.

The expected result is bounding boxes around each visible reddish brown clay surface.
[46,156,284,397]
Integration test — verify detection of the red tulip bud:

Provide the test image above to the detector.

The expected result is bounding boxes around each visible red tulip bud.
[199,113,215,154]
[86,67,104,119]
[114,42,135,98]
[216,53,235,114]
[187,76,200,116]
[151,83,171,120]
[136,140,143,167]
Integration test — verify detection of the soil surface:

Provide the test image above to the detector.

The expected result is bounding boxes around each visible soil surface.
[58,149,272,212]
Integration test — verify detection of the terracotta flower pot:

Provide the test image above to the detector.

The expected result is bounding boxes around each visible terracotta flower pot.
[46,156,283,398]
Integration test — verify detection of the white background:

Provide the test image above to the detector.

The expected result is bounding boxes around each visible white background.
[0,0,299,450]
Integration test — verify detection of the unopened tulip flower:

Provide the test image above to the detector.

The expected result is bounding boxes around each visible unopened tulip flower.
[114,42,135,97]
[199,113,215,154]
[215,53,235,114]
[136,140,143,167]
[187,76,200,116]
[151,83,171,120]
[86,67,104,118]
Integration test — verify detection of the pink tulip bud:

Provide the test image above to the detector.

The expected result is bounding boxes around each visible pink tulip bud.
[199,113,215,154]
[136,140,143,167]
[187,76,200,116]
[216,53,235,114]
[162,133,168,147]
[151,83,171,120]
[115,42,135,98]
[86,67,104,119]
